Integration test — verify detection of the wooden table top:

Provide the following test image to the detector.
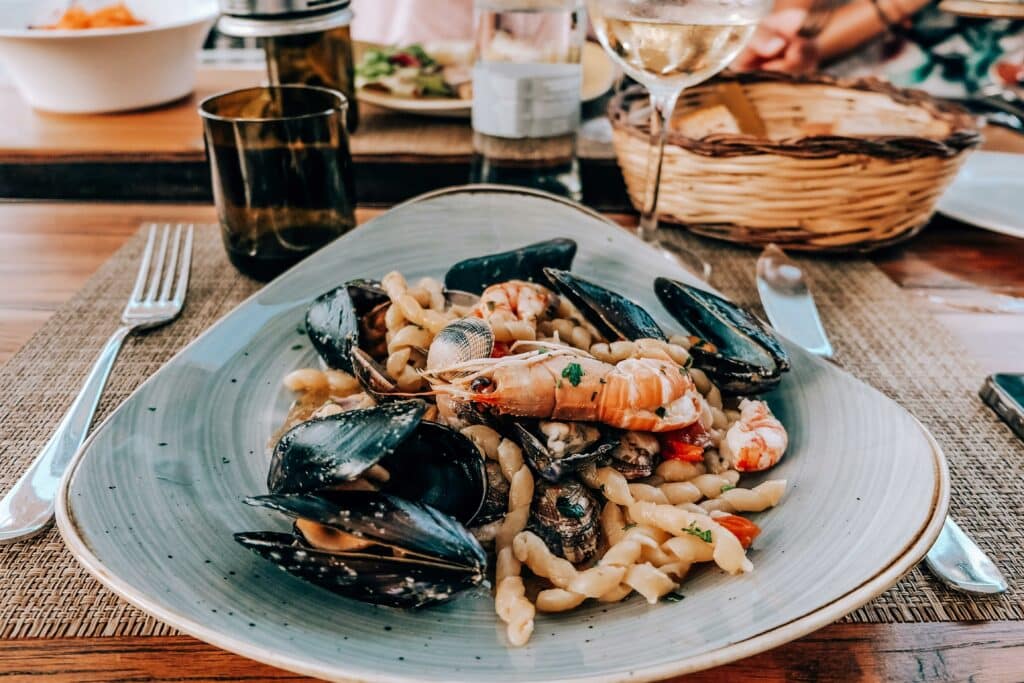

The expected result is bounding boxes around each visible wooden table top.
[0,198,1022,681]
[0,67,622,205]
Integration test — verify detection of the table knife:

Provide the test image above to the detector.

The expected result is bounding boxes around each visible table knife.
[755,243,1008,595]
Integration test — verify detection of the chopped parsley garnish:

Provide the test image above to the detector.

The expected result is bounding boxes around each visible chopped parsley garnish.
[538,347,550,354]
[561,362,585,387]
[684,356,694,369]
[661,592,686,603]
[622,522,637,531]
[555,496,586,519]
[721,484,736,493]
[683,522,712,543]
[655,407,667,418]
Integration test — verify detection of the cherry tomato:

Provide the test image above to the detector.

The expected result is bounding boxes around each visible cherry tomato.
[658,423,711,462]
[715,514,761,548]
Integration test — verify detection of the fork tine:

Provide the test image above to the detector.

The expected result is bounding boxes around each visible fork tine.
[172,225,194,309]
[158,224,183,302]
[129,225,157,304]
[144,225,171,303]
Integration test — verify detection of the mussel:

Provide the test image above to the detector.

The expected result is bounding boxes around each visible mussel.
[268,400,487,524]
[305,280,389,374]
[543,268,666,342]
[540,268,790,396]
[445,238,577,295]
[655,278,790,394]
[512,420,618,483]
[477,460,511,524]
[236,491,487,608]
[530,479,600,563]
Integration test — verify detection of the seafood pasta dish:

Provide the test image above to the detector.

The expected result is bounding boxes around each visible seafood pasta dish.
[236,239,791,647]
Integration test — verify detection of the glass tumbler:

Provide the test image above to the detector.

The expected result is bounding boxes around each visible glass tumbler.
[199,85,357,281]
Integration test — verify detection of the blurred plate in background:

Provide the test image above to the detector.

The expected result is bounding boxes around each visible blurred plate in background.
[937,151,1024,239]
[356,41,616,118]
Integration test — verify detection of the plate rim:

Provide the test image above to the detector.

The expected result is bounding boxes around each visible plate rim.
[55,185,951,682]
[937,150,1024,240]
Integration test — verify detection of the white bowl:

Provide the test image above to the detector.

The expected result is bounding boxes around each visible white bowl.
[0,0,218,113]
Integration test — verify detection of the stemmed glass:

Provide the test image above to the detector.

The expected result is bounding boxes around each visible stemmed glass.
[587,0,770,279]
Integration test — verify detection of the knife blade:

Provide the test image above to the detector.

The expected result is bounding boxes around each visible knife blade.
[755,244,834,359]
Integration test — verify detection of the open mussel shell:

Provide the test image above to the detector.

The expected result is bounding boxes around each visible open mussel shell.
[268,401,487,524]
[444,238,577,294]
[350,347,400,402]
[655,278,790,395]
[512,421,618,483]
[543,268,667,342]
[236,492,487,608]
[379,421,487,524]
[476,460,511,524]
[305,279,389,373]
[530,479,600,564]
[268,400,426,495]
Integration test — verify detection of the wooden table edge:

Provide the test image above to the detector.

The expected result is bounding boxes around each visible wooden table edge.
[0,622,1021,681]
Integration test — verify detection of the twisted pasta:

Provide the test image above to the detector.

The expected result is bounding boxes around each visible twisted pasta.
[588,338,691,366]
[699,480,787,513]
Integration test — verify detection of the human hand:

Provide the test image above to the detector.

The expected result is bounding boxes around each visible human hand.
[733,9,821,74]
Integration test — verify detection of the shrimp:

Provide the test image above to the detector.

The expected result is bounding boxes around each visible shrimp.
[720,399,788,471]
[424,343,706,432]
[475,280,556,342]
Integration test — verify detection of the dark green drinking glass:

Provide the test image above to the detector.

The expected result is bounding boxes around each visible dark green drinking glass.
[199,86,356,281]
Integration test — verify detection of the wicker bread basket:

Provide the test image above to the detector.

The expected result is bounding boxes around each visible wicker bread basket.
[610,72,982,251]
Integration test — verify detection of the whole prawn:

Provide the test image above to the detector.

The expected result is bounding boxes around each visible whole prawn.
[424,343,705,432]
[475,281,556,342]
[720,398,788,471]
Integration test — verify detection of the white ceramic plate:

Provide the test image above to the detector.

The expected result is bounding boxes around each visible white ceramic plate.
[57,187,948,682]
[937,150,1024,240]
[356,42,617,118]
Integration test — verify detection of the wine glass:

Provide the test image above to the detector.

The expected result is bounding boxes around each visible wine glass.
[587,0,770,280]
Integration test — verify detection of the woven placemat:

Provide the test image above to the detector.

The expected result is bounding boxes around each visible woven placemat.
[0,223,1020,639]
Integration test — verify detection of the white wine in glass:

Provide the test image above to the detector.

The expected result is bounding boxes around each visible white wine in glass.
[587,0,768,278]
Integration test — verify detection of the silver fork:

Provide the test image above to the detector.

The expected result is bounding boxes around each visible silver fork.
[0,224,194,544]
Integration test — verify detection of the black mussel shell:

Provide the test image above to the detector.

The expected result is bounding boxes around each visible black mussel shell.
[236,491,487,608]
[445,239,577,295]
[268,401,426,494]
[530,479,600,564]
[544,268,666,342]
[475,460,511,524]
[234,531,483,608]
[306,280,389,373]
[379,421,487,524]
[245,492,487,572]
[655,278,790,395]
[512,421,618,483]
[350,347,400,402]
